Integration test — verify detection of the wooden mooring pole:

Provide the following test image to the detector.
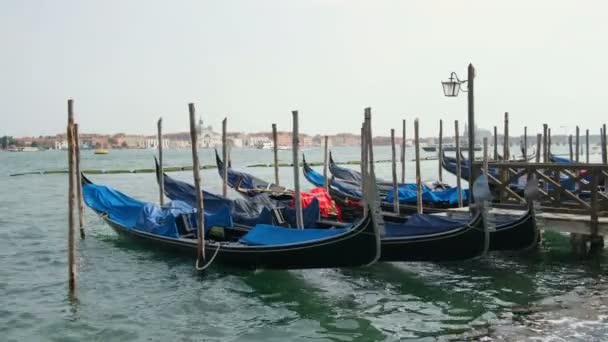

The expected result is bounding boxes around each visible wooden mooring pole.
[586,129,590,163]
[438,119,443,182]
[401,119,406,183]
[493,126,498,160]
[272,123,279,185]
[292,111,304,229]
[543,124,548,162]
[74,123,85,239]
[548,128,552,158]
[67,99,76,293]
[361,124,368,216]
[157,118,164,206]
[602,124,607,164]
[569,135,573,161]
[523,126,528,159]
[391,129,399,214]
[502,113,509,200]
[222,118,228,197]
[455,120,463,208]
[323,135,329,192]
[503,112,509,161]
[188,103,206,268]
[575,126,580,163]
[536,134,542,163]
[414,119,423,214]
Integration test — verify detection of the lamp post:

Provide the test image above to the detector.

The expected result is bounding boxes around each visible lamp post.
[442,64,475,203]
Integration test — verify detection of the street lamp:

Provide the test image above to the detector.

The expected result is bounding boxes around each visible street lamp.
[442,64,476,205]
[441,72,467,97]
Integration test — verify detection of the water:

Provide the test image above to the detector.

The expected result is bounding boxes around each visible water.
[1,146,607,341]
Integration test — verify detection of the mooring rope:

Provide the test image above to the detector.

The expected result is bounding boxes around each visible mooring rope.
[195,242,221,271]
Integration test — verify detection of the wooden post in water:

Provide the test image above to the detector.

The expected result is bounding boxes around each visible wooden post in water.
[575,126,580,163]
[292,111,304,229]
[157,118,164,206]
[360,124,368,216]
[188,103,206,267]
[323,136,329,192]
[502,113,509,200]
[548,128,552,158]
[493,126,498,160]
[74,123,85,239]
[391,129,399,214]
[401,119,406,183]
[523,126,528,159]
[483,137,489,177]
[272,123,279,185]
[543,124,548,162]
[586,129,590,163]
[569,135,573,161]
[602,124,608,164]
[414,119,423,214]
[455,120,463,208]
[222,118,228,197]
[438,119,443,182]
[536,134,542,163]
[364,108,377,212]
[67,99,76,293]
[503,112,509,161]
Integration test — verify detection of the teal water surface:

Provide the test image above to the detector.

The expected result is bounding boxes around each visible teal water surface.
[1,147,607,341]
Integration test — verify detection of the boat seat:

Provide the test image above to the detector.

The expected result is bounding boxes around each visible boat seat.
[176,214,196,238]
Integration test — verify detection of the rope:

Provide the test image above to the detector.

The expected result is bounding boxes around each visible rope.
[195,242,221,271]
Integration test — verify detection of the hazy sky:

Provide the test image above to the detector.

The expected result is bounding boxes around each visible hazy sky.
[1,0,607,138]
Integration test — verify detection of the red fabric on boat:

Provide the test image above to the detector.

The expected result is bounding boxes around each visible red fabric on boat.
[290,187,342,221]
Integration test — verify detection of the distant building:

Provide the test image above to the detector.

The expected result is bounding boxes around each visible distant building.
[197,118,222,148]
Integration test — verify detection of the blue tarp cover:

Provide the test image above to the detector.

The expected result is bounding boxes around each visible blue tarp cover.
[550,154,572,163]
[163,173,274,226]
[239,225,348,246]
[83,183,233,238]
[383,214,467,237]
[306,164,467,205]
[385,185,469,205]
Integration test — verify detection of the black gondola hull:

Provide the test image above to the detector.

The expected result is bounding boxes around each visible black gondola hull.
[379,216,485,262]
[103,213,380,270]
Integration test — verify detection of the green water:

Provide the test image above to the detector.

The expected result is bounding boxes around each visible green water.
[1,147,607,341]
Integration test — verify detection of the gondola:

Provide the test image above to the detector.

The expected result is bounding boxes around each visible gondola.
[214,152,342,222]
[328,152,450,191]
[305,160,539,253]
[215,150,292,201]
[155,158,340,228]
[304,156,464,220]
[156,163,494,260]
[81,175,382,269]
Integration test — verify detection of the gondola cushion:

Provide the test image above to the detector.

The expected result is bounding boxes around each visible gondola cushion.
[239,225,348,246]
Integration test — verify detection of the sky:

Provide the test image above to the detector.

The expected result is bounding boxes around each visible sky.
[1,0,607,138]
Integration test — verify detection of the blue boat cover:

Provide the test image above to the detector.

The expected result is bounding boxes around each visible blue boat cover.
[385,184,469,205]
[550,154,572,163]
[305,164,467,205]
[163,170,323,227]
[162,173,274,226]
[329,159,362,183]
[383,214,468,237]
[284,197,320,227]
[83,183,233,238]
[304,164,363,198]
[239,225,348,246]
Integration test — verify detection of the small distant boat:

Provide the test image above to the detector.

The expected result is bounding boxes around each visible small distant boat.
[255,142,273,150]
[94,148,110,155]
[422,144,482,153]
[7,146,39,152]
